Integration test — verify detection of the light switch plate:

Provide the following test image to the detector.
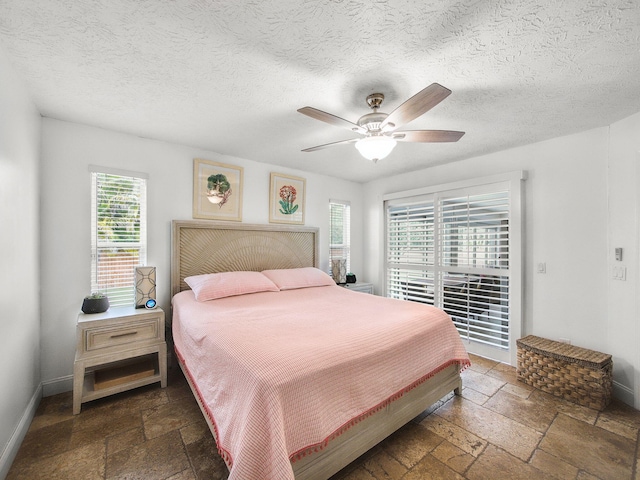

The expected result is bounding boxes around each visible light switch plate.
[613,266,627,281]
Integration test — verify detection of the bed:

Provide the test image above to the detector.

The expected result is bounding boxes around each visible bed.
[170,220,470,480]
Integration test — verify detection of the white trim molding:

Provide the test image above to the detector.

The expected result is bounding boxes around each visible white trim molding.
[613,380,635,407]
[42,375,73,398]
[0,384,42,480]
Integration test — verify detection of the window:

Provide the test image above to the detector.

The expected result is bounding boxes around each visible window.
[385,173,523,364]
[329,200,351,273]
[90,168,147,307]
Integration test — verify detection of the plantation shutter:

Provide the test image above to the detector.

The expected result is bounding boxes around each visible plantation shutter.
[387,196,435,304]
[385,174,523,362]
[90,169,147,307]
[438,190,510,349]
[329,200,351,272]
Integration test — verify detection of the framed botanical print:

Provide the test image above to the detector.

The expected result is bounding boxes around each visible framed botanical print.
[269,172,305,224]
[193,158,243,221]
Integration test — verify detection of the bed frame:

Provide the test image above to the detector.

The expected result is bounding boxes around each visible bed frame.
[171,220,462,480]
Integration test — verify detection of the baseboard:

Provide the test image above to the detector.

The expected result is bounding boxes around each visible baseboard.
[613,380,635,407]
[42,375,73,397]
[0,383,42,480]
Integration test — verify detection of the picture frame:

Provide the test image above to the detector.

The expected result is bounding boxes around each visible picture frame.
[193,158,243,221]
[269,172,306,225]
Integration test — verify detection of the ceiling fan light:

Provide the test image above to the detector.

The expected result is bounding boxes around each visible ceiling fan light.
[355,136,397,162]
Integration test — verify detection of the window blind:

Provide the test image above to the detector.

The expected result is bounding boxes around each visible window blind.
[329,200,351,273]
[386,187,512,351]
[91,171,147,307]
[439,190,510,349]
[387,198,435,303]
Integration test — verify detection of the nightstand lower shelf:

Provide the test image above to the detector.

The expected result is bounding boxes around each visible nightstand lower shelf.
[73,343,166,414]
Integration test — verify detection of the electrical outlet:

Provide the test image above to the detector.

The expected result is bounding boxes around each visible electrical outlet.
[537,262,546,274]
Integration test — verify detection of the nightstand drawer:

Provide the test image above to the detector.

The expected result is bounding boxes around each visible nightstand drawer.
[85,319,159,352]
[342,282,374,294]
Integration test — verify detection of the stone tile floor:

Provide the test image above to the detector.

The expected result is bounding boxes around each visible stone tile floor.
[7,354,640,479]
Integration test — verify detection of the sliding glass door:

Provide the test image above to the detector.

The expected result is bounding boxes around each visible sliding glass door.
[385,174,523,363]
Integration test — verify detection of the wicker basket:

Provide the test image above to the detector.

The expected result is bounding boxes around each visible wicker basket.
[516,335,613,411]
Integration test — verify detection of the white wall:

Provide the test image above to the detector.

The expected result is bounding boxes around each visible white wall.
[363,122,640,406]
[607,111,640,408]
[39,118,364,390]
[0,47,41,476]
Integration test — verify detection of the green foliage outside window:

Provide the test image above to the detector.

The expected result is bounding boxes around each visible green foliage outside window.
[96,174,141,246]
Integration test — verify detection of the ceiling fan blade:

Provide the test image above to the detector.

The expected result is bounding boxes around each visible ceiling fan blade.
[301,138,359,152]
[392,130,465,142]
[298,107,367,135]
[381,83,452,130]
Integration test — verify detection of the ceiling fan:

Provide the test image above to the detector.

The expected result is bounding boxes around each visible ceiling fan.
[297,83,464,163]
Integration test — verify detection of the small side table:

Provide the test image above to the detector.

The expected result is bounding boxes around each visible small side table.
[341,282,374,294]
[73,306,167,414]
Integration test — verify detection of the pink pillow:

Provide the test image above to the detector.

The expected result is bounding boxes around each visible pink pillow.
[184,271,279,301]
[261,267,336,290]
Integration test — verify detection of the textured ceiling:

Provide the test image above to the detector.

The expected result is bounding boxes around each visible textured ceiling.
[1,0,639,183]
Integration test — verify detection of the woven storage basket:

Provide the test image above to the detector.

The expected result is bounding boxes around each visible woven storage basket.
[516,335,612,411]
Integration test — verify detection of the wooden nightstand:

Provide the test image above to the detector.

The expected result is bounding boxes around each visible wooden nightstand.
[341,282,374,294]
[73,306,167,414]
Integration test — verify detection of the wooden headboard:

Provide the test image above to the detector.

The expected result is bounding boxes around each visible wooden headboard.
[171,220,320,297]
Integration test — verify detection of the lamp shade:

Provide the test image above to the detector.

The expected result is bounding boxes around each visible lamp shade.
[135,266,156,308]
[331,259,347,284]
[355,136,397,162]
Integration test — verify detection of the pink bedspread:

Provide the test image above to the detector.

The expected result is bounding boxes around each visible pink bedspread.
[172,285,469,480]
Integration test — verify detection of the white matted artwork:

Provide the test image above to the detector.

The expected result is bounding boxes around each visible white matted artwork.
[193,158,243,221]
[269,172,305,225]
